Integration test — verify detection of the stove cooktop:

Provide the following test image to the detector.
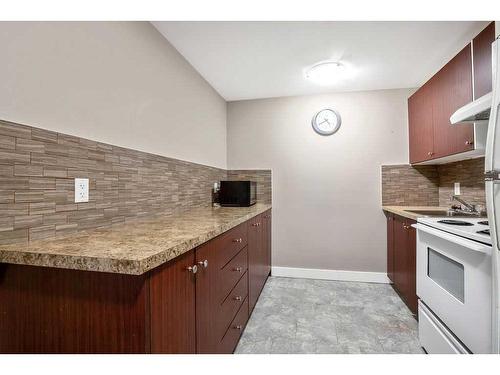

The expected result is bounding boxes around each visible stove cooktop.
[417,216,492,245]
[437,219,474,226]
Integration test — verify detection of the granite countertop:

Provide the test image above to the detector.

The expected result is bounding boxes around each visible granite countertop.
[0,203,272,275]
[382,206,450,221]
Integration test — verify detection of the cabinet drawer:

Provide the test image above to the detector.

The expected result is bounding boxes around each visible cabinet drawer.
[217,247,248,303]
[214,222,248,269]
[217,271,248,340]
[219,297,249,354]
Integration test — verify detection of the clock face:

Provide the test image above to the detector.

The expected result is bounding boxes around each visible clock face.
[312,109,341,135]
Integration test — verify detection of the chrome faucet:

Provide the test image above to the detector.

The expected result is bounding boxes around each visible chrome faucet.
[451,195,479,214]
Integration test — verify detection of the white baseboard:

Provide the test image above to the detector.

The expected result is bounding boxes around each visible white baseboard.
[271,266,390,284]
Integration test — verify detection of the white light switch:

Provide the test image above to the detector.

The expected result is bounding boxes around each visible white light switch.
[75,178,89,203]
[454,182,461,195]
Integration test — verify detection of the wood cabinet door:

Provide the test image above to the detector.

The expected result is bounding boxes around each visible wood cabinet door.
[248,215,263,312]
[432,44,474,158]
[473,22,495,98]
[408,80,434,163]
[393,215,408,296]
[406,220,418,314]
[195,241,219,354]
[392,215,418,315]
[386,213,395,283]
[262,210,272,278]
[150,250,196,354]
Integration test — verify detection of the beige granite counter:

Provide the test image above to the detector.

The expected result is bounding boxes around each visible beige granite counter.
[382,206,450,221]
[0,203,272,275]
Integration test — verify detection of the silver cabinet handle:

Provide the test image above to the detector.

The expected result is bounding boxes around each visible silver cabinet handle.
[465,140,474,145]
[197,259,208,268]
[186,265,198,274]
[233,267,243,272]
[233,238,242,243]
[233,325,242,330]
[234,296,242,301]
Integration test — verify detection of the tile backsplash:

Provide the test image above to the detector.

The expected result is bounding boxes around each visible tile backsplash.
[381,165,439,206]
[0,119,271,245]
[381,157,485,208]
[437,158,485,208]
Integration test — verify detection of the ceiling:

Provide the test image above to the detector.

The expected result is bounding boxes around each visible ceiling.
[152,21,488,101]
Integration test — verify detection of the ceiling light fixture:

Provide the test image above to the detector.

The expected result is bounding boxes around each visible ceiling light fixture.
[305,61,352,86]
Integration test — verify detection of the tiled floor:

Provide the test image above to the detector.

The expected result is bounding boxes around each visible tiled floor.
[235,277,423,354]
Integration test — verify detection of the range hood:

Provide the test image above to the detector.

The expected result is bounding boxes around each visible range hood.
[450,92,492,124]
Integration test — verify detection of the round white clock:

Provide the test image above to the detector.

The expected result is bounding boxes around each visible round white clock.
[311,109,341,136]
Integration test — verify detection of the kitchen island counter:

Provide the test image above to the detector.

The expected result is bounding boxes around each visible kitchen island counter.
[0,203,271,275]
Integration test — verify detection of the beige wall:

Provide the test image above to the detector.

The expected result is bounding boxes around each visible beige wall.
[227,89,412,273]
[0,22,227,168]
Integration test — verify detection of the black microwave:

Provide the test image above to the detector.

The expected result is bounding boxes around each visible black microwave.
[219,181,257,207]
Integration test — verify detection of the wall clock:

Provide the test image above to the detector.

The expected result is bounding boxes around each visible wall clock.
[311,108,341,136]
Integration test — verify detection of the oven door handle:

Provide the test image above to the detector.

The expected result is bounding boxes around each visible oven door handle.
[412,224,491,255]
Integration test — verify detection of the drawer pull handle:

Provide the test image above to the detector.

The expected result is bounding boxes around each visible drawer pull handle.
[197,259,208,268]
[465,140,474,146]
[234,296,242,301]
[233,238,243,243]
[233,325,242,330]
[252,222,261,227]
[186,265,198,274]
[233,267,243,272]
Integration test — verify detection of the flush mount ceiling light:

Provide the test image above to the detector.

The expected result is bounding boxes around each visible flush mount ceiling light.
[305,61,351,86]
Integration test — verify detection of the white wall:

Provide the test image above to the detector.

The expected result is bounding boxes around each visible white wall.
[227,89,411,273]
[0,22,227,169]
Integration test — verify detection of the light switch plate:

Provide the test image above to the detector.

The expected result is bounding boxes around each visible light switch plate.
[454,182,461,195]
[75,178,89,203]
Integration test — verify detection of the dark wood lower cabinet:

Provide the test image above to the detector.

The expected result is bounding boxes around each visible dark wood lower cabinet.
[386,212,417,315]
[248,210,272,313]
[386,214,395,282]
[195,240,218,353]
[150,250,197,354]
[0,209,272,354]
[0,264,150,353]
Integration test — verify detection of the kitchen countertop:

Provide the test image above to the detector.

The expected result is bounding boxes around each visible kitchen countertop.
[0,203,272,275]
[382,206,450,221]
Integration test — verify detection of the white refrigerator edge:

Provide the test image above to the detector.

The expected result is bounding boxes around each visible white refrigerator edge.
[485,36,500,354]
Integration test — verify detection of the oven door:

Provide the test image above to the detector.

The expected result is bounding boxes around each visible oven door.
[415,224,492,353]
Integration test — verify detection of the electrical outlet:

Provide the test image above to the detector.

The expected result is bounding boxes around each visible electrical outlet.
[74,178,89,203]
[454,182,461,195]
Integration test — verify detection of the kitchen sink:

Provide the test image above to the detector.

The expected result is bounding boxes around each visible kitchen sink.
[404,209,486,218]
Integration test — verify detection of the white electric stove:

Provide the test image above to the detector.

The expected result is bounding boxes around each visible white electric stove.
[414,216,493,354]
[417,217,491,245]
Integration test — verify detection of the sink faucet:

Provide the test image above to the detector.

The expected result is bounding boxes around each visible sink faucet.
[451,195,479,214]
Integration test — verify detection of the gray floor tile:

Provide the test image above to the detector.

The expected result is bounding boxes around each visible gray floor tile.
[235,276,424,354]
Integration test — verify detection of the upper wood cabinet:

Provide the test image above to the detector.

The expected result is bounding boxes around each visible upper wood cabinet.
[431,44,474,159]
[408,79,435,163]
[473,22,496,98]
[408,22,495,164]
